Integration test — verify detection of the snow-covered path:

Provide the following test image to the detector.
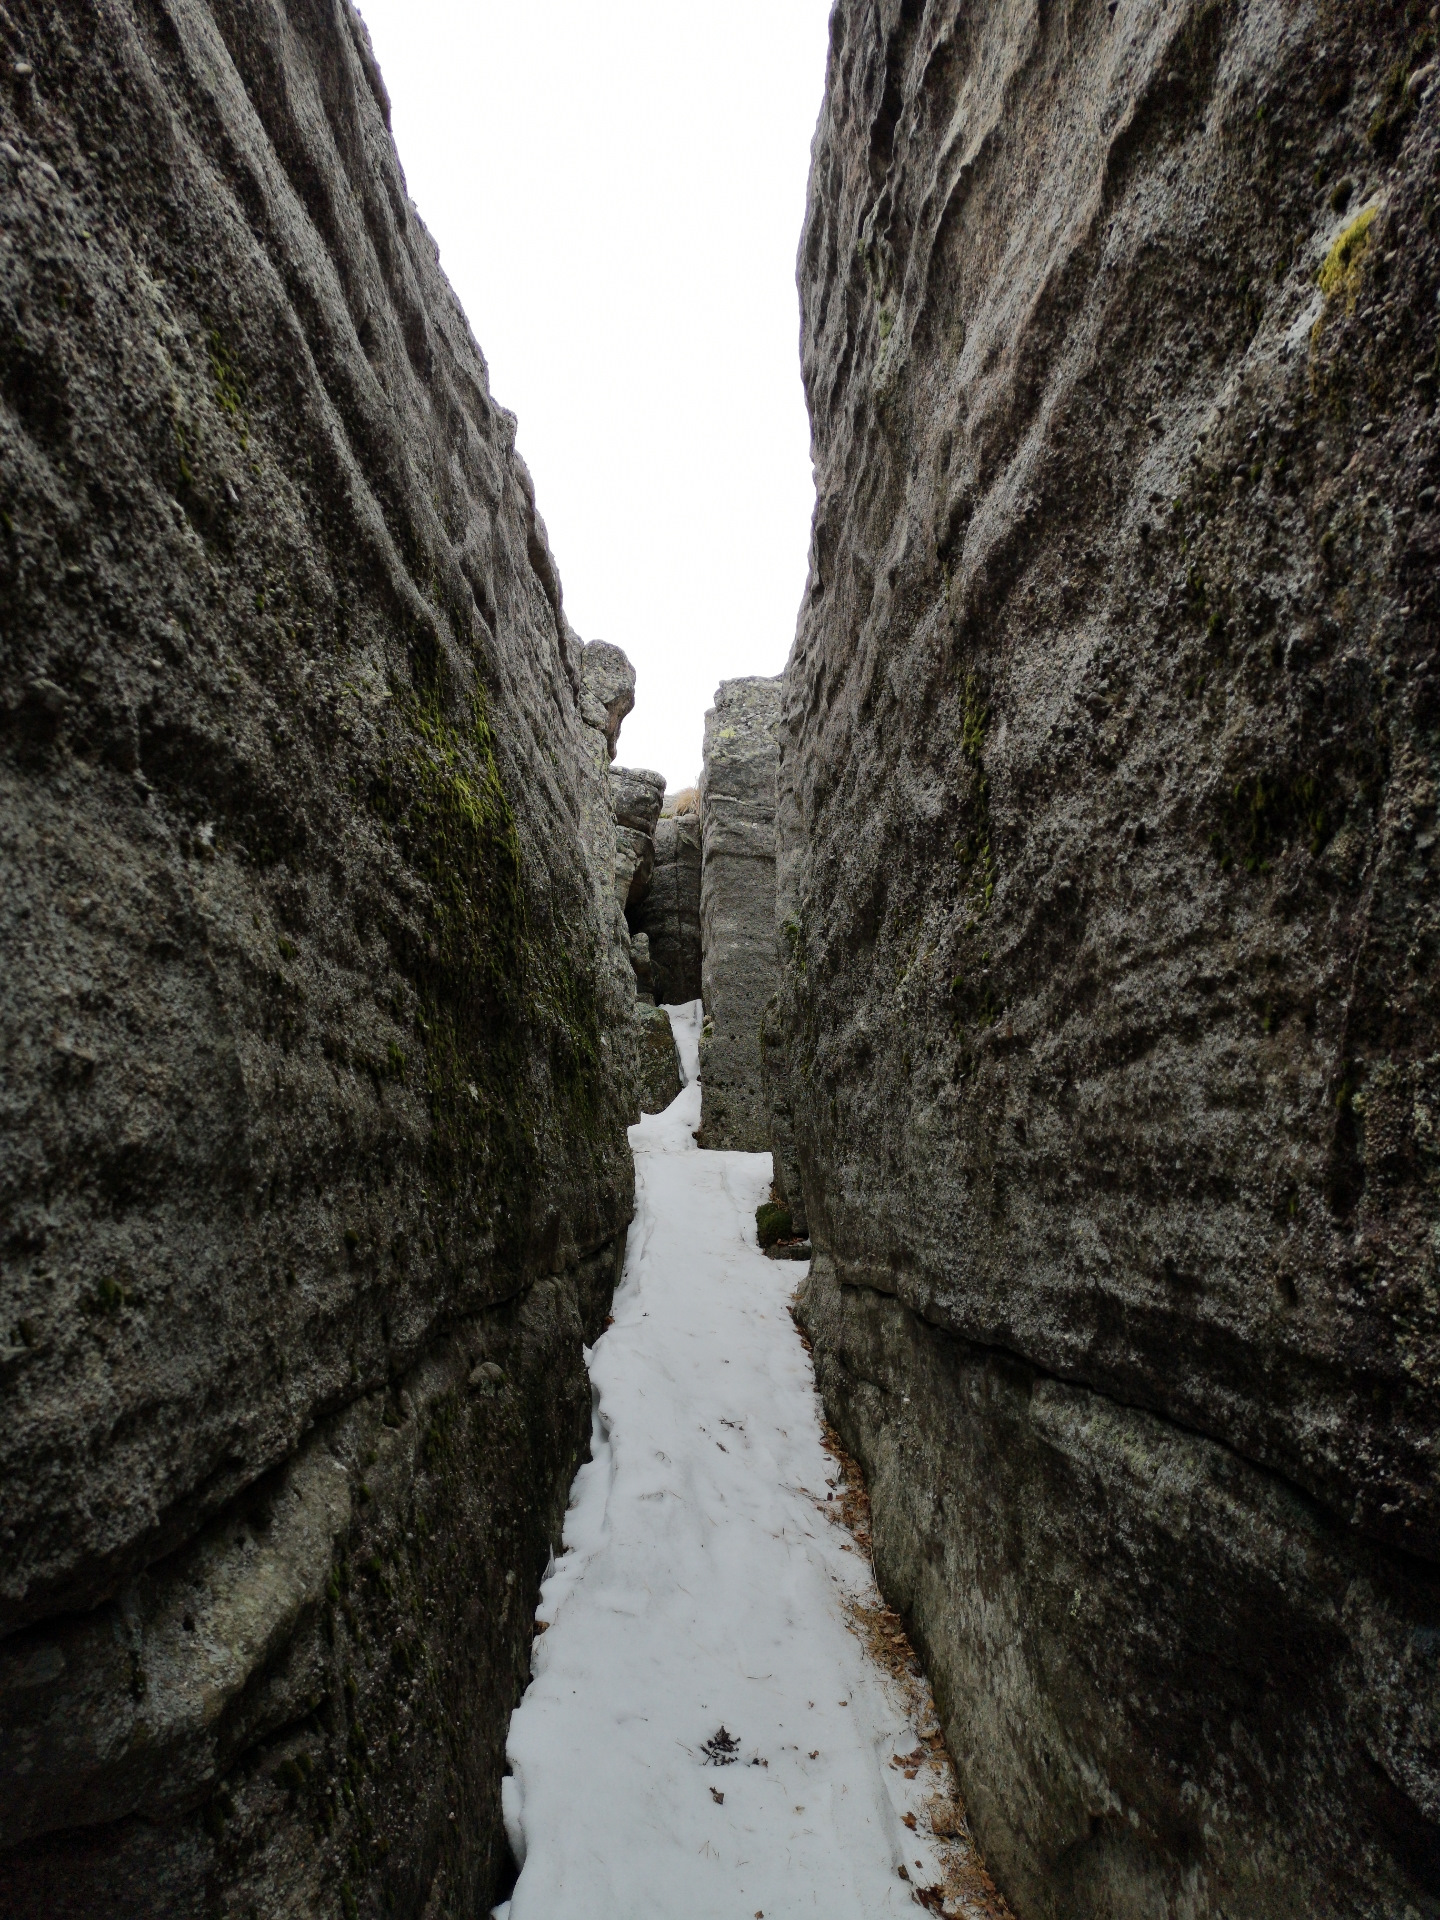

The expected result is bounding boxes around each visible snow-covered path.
[496,1004,964,1919]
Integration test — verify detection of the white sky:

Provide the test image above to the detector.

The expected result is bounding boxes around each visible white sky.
[357,1,833,791]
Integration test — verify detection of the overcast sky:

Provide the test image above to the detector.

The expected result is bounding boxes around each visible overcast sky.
[357,1,833,790]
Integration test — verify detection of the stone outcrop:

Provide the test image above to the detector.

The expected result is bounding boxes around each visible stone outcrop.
[697,677,782,1149]
[637,803,702,1006]
[0,2,634,1912]
[610,765,666,840]
[776,3,1440,1915]
[609,763,665,912]
[579,640,635,762]
[566,628,643,1045]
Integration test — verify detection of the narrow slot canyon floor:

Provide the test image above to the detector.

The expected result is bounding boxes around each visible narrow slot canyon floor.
[495,1004,1009,1920]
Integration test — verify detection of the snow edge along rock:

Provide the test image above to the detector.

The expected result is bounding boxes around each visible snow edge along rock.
[495,1003,1008,1919]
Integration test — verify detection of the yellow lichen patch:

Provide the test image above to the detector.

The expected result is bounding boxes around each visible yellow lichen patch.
[1317,204,1380,309]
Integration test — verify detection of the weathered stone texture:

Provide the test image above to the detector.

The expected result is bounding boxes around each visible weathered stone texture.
[698,676,782,1150]
[778,1,1440,1912]
[0,1243,622,1919]
[580,639,635,762]
[610,764,665,839]
[800,1264,1440,1920]
[638,807,703,1006]
[0,0,632,1909]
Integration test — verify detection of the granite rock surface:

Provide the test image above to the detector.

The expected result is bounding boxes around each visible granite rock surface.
[698,676,781,1149]
[0,0,633,1908]
[778,0,1440,1912]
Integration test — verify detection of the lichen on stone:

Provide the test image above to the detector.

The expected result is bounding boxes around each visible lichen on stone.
[1317,202,1381,308]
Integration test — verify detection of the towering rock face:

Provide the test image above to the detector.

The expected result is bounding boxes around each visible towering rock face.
[779,3,1440,1915]
[638,805,703,1006]
[0,2,634,1912]
[698,677,782,1150]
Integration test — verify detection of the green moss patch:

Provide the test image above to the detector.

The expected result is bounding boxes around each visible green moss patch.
[372,677,607,1265]
[1210,772,1330,874]
[755,1202,793,1248]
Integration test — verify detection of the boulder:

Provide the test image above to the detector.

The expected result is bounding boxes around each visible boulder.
[580,640,636,761]
[697,678,782,1149]
[629,928,656,1005]
[777,2,1440,1913]
[609,764,666,836]
[635,1005,683,1116]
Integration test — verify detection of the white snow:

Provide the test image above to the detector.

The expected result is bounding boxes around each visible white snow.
[495,1001,957,1918]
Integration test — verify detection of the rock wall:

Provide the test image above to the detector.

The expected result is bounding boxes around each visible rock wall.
[698,676,782,1150]
[0,2,635,1911]
[778,2,1440,1914]
[638,805,702,1006]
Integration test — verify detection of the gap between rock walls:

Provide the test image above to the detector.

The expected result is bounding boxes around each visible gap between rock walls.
[492,1005,1013,1920]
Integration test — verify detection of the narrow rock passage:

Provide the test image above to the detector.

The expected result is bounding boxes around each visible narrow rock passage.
[496,1006,963,1918]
